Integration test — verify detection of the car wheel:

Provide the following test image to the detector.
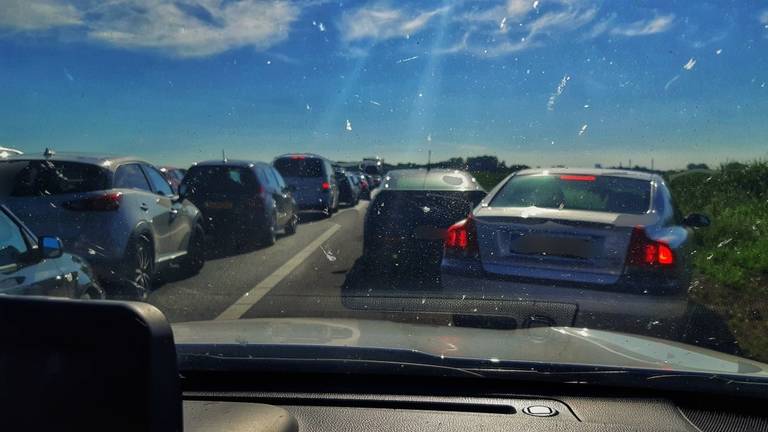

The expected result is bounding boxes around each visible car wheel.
[126,234,155,301]
[181,224,205,275]
[285,213,298,235]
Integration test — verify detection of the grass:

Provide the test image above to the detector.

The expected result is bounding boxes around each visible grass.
[472,163,768,362]
[668,162,768,362]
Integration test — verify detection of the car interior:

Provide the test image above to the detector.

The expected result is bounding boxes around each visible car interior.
[2,294,765,432]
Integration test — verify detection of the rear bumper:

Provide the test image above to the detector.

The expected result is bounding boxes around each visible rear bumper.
[441,259,688,328]
[297,197,331,211]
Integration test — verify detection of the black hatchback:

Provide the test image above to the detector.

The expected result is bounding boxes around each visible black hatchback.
[363,169,486,275]
[180,160,298,246]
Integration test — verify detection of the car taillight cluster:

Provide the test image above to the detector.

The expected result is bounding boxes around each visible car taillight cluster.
[626,226,674,267]
[321,182,330,191]
[444,216,479,258]
[63,192,122,212]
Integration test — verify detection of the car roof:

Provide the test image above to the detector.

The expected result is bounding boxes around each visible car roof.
[192,160,270,169]
[515,167,658,181]
[383,169,484,191]
[274,153,329,161]
[2,151,147,168]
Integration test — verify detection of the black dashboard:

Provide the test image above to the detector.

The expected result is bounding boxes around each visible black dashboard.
[181,373,768,432]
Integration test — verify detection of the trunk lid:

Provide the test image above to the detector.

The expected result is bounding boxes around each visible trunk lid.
[474,207,658,285]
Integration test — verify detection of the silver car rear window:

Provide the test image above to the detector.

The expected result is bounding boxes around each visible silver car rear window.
[490,174,652,215]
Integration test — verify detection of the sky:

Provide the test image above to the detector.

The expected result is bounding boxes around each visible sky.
[0,0,767,170]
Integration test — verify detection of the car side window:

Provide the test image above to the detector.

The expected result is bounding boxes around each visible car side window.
[270,168,287,190]
[143,165,174,196]
[114,164,151,192]
[255,167,270,191]
[268,168,284,189]
[0,211,28,268]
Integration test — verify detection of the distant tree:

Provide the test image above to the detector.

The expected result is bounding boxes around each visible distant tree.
[687,163,710,170]
[466,155,499,171]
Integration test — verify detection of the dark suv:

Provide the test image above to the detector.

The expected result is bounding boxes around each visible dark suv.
[181,160,298,246]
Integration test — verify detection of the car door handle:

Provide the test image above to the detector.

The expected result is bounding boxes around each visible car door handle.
[140,203,149,211]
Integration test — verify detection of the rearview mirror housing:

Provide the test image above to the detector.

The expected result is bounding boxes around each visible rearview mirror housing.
[682,213,711,228]
[39,236,63,259]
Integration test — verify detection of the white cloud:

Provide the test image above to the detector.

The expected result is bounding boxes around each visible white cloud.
[611,14,674,36]
[0,0,302,58]
[0,0,82,31]
[87,0,300,58]
[506,0,534,19]
[339,5,448,42]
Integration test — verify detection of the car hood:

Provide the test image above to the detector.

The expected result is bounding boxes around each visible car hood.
[173,317,768,377]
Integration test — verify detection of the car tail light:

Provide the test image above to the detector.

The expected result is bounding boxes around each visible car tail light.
[321,182,330,191]
[445,216,479,258]
[63,192,122,211]
[290,155,305,160]
[560,175,596,181]
[626,226,675,267]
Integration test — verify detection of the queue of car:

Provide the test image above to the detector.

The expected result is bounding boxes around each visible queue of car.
[0,149,371,301]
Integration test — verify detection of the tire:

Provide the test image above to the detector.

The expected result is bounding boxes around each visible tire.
[285,213,298,235]
[124,233,155,301]
[180,224,205,276]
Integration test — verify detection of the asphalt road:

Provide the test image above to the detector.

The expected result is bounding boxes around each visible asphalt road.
[147,199,740,356]
[149,200,446,325]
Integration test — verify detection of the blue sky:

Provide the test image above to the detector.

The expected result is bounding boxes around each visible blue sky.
[0,0,767,169]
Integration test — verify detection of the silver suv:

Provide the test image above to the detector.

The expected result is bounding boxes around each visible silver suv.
[0,151,205,300]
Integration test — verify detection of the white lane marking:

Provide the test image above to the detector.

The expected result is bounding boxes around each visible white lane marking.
[215,223,342,320]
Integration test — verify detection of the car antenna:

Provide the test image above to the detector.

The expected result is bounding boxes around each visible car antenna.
[222,149,227,163]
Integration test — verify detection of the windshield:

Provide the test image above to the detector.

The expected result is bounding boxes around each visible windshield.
[0,160,110,197]
[274,158,324,178]
[183,166,257,195]
[490,174,652,214]
[2,0,768,385]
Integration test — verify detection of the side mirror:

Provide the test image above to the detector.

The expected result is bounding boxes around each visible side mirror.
[40,236,63,259]
[682,213,711,228]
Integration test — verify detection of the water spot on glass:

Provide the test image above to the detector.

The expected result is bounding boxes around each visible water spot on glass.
[369,100,381,106]
[547,75,570,111]
[266,60,271,65]
[716,48,723,55]
[717,238,732,248]
[578,124,588,136]
[345,119,352,131]
[396,56,418,64]
[683,58,696,71]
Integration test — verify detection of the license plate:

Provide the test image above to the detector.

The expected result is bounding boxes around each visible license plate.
[205,201,233,209]
[512,235,595,259]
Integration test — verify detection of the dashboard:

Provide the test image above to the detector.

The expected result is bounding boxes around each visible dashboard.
[181,373,768,432]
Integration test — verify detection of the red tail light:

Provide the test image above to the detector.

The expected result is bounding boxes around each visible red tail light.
[445,217,479,258]
[626,226,675,267]
[560,175,596,181]
[63,192,122,211]
[321,182,330,191]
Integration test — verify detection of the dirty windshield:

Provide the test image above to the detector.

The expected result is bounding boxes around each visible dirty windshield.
[1,0,768,380]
